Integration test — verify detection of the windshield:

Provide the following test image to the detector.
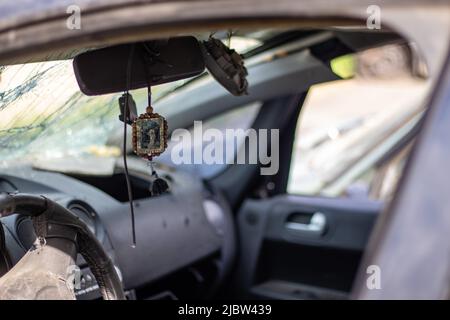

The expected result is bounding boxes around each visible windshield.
[0,36,263,168]
[0,60,171,166]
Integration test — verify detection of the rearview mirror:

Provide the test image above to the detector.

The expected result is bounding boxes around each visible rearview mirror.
[73,36,205,95]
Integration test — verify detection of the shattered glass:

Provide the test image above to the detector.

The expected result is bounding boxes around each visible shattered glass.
[0,61,150,167]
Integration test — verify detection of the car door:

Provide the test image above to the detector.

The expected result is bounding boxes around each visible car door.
[231,46,430,299]
[234,195,381,299]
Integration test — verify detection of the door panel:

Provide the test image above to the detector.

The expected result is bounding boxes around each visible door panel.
[233,194,381,299]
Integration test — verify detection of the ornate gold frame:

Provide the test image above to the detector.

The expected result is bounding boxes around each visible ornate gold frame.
[132,108,168,159]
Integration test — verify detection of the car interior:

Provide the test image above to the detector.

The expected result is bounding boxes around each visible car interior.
[0,26,430,300]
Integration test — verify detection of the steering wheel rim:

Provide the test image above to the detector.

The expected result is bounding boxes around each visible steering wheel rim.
[0,193,125,300]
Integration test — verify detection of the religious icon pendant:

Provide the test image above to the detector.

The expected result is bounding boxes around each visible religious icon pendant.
[132,106,168,160]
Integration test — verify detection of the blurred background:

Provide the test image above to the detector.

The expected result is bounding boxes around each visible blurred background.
[287,43,431,201]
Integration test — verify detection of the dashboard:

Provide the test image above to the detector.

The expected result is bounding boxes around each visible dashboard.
[0,160,232,299]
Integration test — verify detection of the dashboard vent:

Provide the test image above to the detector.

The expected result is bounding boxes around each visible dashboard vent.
[67,201,97,235]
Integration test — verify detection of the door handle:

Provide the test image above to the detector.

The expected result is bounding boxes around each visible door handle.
[285,212,326,235]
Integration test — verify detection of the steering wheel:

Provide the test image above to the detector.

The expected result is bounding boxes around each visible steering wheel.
[0,194,125,300]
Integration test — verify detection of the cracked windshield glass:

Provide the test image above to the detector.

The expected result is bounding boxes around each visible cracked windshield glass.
[1,62,113,162]
[0,36,260,172]
[0,60,179,169]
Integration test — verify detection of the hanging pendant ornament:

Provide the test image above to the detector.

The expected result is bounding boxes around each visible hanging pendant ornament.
[132,105,168,160]
[131,102,170,196]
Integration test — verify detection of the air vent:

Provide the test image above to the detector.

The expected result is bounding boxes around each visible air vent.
[15,217,35,250]
[67,201,97,235]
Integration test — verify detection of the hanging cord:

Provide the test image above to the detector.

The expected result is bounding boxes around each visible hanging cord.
[123,44,137,247]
